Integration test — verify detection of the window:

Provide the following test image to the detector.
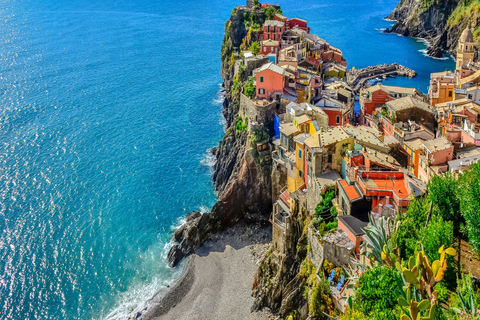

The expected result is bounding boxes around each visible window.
[279,28,282,32]
[260,76,264,83]
[336,115,340,124]
[328,154,332,163]
[299,170,302,178]
[258,88,265,94]
[268,26,270,32]
[274,34,276,40]
[298,149,302,159]
[273,26,276,32]
[448,91,452,97]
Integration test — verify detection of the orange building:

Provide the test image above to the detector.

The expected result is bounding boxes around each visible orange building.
[428,71,455,106]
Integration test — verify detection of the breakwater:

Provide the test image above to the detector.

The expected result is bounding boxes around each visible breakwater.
[347,63,417,92]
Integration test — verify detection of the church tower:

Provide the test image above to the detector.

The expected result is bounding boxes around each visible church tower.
[456,27,475,73]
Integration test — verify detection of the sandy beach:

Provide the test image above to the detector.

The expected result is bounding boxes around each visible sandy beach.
[139,222,275,320]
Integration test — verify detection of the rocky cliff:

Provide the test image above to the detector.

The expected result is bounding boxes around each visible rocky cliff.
[167,5,273,268]
[385,0,480,58]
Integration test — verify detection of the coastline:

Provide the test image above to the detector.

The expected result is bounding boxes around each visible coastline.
[138,221,274,320]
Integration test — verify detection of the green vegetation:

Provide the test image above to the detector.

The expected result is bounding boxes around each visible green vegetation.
[309,277,335,318]
[236,117,248,133]
[243,77,255,99]
[263,7,283,20]
[315,186,335,217]
[353,266,398,317]
[458,162,480,252]
[249,41,260,56]
[448,0,480,26]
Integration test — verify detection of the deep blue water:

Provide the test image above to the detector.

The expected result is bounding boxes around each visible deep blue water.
[0,0,455,319]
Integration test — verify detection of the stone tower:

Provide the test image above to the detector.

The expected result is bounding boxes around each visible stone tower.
[456,27,475,72]
[246,0,253,9]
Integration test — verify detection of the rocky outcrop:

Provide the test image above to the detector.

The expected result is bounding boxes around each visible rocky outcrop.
[385,0,461,57]
[252,200,310,318]
[384,0,480,58]
[167,6,274,268]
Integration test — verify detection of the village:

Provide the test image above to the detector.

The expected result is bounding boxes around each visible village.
[228,1,480,314]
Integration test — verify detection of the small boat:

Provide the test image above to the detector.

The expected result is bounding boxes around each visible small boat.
[383,75,387,80]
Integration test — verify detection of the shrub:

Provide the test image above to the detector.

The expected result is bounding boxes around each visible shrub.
[459,163,480,252]
[325,219,338,232]
[353,266,398,316]
[340,307,365,320]
[315,186,335,217]
[309,278,334,318]
[243,77,255,99]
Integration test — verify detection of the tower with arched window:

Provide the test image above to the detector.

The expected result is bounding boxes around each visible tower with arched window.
[456,27,475,75]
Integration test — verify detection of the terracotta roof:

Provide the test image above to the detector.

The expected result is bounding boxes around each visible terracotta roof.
[339,179,361,201]
[459,70,480,85]
[365,84,420,96]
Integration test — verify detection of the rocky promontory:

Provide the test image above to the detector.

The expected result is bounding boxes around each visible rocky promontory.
[167,5,273,268]
[385,0,480,58]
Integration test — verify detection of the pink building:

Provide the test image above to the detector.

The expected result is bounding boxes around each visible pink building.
[263,20,285,43]
[256,62,286,102]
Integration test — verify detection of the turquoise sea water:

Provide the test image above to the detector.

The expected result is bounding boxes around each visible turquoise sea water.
[0,0,455,319]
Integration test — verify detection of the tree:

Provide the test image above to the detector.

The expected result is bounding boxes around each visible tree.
[249,41,260,56]
[264,6,276,20]
[459,163,480,252]
[428,173,463,231]
[420,215,453,263]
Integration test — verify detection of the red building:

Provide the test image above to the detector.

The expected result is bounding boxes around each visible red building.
[261,39,280,55]
[263,20,285,43]
[273,13,288,25]
[288,18,310,33]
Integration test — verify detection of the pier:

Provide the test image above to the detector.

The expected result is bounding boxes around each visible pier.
[347,63,417,92]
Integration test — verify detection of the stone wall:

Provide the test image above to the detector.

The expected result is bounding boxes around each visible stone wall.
[245,56,270,77]
[240,93,277,128]
[307,224,324,266]
[322,232,352,266]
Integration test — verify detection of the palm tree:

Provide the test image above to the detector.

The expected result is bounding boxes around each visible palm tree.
[249,41,260,56]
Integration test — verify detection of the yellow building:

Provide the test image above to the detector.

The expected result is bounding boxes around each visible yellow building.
[456,27,475,78]
[428,71,455,106]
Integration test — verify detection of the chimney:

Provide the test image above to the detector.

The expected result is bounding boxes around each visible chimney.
[353,167,358,179]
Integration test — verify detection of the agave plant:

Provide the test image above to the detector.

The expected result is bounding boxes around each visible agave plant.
[452,280,477,316]
[361,215,399,267]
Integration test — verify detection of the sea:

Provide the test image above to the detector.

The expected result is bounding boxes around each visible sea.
[0,0,455,319]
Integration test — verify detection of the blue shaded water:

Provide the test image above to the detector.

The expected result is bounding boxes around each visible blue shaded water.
[0,0,455,319]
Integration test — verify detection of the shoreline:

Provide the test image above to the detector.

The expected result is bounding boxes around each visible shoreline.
[137,221,274,320]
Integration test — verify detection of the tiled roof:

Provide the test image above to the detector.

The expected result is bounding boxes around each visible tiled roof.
[261,39,279,46]
[343,125,387,148]
[319,127,350,146]
[404,138,424,152]
[264,20,285,27]
[422,136,453,153]
[339,179,361,202]
[258,62,286,76]
[280,122,300,136]
[366,84,420,96]
[386,97,433,113]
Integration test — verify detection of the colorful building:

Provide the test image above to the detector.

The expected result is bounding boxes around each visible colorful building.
[288,18,310,33]
[263,20,285,42]
[255,62,286,102]
[261,39,280,55]
[429,71,455,106]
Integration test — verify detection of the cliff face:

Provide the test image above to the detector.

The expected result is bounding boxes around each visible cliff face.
[167,6,272,268]
[385,0,480,58]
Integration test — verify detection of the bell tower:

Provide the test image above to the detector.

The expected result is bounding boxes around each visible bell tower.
[456,27,475,73]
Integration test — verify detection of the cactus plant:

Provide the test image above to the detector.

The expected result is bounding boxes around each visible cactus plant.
[394,245,456,320]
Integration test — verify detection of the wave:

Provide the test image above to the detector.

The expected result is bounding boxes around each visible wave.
[200,148,216,169]
[375,28,386,32]
[418,48,450,60]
